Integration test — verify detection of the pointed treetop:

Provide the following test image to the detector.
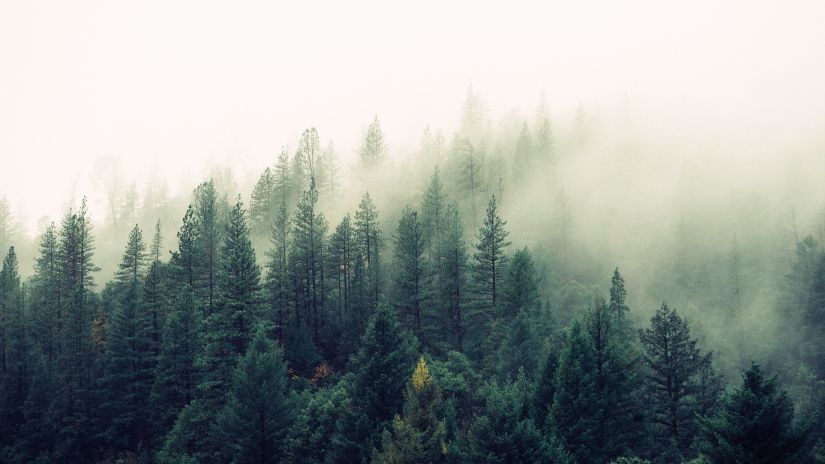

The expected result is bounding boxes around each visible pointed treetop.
[412,356,432,393]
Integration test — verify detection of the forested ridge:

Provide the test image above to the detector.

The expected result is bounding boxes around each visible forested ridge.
[1,91,824,464]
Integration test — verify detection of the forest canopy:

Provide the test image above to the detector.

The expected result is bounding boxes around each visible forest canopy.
[1,87,825,463]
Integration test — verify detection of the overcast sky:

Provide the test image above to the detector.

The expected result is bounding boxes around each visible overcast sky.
[2,0,824,233]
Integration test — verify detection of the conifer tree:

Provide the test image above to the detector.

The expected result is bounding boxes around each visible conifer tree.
[513,122,534,177]
[249,167,275,235]
[421,168,446,257]
[640,303,705,458]
[30,223,61,379]
[328,214,357,346]
[392,207,428,346]
[98,225,153,450]
[171,205,199,289]
[194,180,222,316]
[335,305,415,463]
[0,246,28,449]
[474,196,510,322]
[355,192,383,311]
[291,179,327,345]
[266,181,291,339]
[502,247,539,319]
[609,268,629,315]
[451,372,570,464]
[199,199,262,404]
[435,203,469,352]
[374,357,446,464]
[215,329,296,464]
[150,288,199,448]
[360,116,388,169]
[698,363,808,464]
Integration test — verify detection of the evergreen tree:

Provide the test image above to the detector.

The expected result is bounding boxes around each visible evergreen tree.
[0,247,28,450]
[360,115,388,169]
[450,372,570,464]
[392,207,428,346]
[640,303,705,459]
[609,268,629,315]
[30,224,61,380]
[422,168,446,257]
[513,122,534,178]
[194,180,223,316]
[171,204,200,289]
[502,247,539,319]
[434,203,469,352]
[249,167,275,235]
[291,179,327,345]
[335,305,415,463]
[374,357,446,464]
[199,199,262,404]
[150,288,199,449]
[698,363,808,464]
[473,195,510,322]
[355,192,383,312]
[266,179,291,340]
[215,329,296,464]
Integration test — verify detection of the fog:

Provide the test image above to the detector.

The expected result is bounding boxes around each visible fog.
[3,0,824,229]
[3,1,825,462]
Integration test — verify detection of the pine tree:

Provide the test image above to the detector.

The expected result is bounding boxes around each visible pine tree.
[501,247,539,319]
[355,192,383,312]
[392,207,428,346]
[434,203,469,352]
[266,177,291,340]
[374,357,446,464]
[698,363,808,464]
[53,197,100,462]
[335,305,415,463]
[640,303,705,458]
[215,329,296,464]
[0,246,28,450]
[194,180,222,316]
[609,268,629,315]
[328,214,357,351]
[98,225,153,451]
[30,224,61,380]
[360,116,388,169]
[474,196,510,322]
[513,122,533,178]
[532,348,560,429]
[451,372,570,464]
[150,288,199,449]
[291,179,327,345]
[422,168,446,257]
[199,199,262,405]
[170,204,199,289]
[249,167,275,235]
[549,320,600,463]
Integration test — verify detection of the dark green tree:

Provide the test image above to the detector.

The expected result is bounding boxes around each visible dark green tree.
[640,303,705,459]
[392,207,428,347]
[215,329,296,464]
[374,357,446,464]
[334,305,415,463]
[698,363,808,464]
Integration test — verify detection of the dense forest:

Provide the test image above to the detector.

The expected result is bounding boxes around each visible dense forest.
[1,89,824,464]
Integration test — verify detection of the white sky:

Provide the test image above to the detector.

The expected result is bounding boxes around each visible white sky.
[2,0,824,233]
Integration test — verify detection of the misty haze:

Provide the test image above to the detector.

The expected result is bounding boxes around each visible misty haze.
[1,1,824,463]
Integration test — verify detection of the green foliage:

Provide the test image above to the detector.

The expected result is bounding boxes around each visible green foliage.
[450,372,571,464]
[215,329,296,463]
[640,303,707,458]
[392,207,428,347]
[373,357,446,464]
[335,305,416,463]
[698,363,808,464]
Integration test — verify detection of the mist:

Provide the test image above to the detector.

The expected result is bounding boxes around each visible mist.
[2,1,825,463]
